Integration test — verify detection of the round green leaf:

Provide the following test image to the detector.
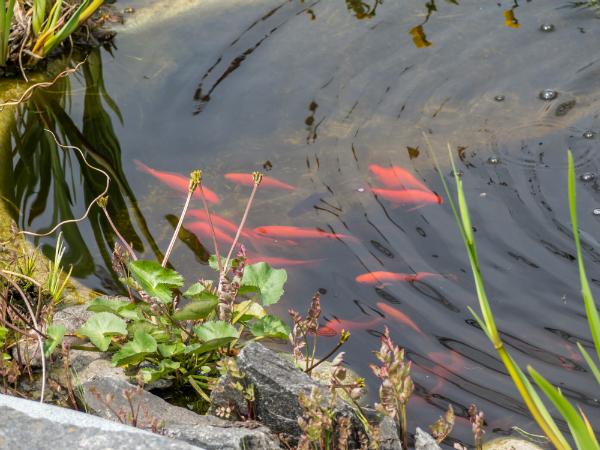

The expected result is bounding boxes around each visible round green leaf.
[78,312,128,351]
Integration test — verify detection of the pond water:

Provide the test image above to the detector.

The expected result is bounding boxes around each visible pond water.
[4,0,600,446]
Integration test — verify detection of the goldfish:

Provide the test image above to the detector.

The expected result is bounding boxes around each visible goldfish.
[187,210,252,237]
[246,256,324,267]
[428,351,465,374]
[368,164,432,192]
[134,160,220,204]
[317,316,384,337]
[371,188,442,206]
[224,173,296,191]
[253,225,357,242]
[187,221,235,244]
[355,271,445,285]
[377,302,422,334]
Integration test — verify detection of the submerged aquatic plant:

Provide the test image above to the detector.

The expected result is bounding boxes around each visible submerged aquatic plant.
[432,138,600,450]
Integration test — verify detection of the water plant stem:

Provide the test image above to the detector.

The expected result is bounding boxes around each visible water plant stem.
[162,170,201,267]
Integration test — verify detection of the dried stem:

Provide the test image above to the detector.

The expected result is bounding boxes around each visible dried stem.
[199,185,223,274]
[0,273,46,403]
[162,170,201,267]
[224,172,262,271]
[98,197,137,261]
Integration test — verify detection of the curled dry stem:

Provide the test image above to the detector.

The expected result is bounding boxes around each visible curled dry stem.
[15,129,110,239]
[0,58,86,109]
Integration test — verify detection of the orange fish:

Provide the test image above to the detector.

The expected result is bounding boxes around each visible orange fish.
[377,302,422,334]
[187,210,253,238]
[317,316,384,337]
[356,271,445,285]
[428,350,465,374]
[369,164,432,192]
[187,221,235,244]
[135,160,220,204]
[246,256,324,267]
[224,173,296,191]
[253,225,357,242]
[371,188,442,206]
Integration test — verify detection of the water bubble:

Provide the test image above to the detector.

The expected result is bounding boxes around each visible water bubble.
[494,95,505,102]
[593,208,600,216]
[488,156,500,165]
[539,89,558,101]
[580,172,596,182]
[583,130,596,139]
[357,187,365,193]
[540,23,555,32]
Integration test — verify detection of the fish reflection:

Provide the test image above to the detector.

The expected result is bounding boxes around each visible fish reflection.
[246,256,324,267]
[134,161,220,204]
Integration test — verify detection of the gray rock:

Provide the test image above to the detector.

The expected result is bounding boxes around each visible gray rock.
[53,304,92,337]
[0,393,202,450]
[377,416,402,450]
[415,427,442,450]
[80,376,281,449]
[209,342,364,445]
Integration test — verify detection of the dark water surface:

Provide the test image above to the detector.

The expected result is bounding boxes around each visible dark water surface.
[5,0,600,445]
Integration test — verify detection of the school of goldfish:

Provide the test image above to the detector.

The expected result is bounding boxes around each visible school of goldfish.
[136,161,451,355]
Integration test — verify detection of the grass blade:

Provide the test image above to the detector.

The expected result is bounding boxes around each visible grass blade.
[567,150,600,363]
[529,366,599,450]
[577,342,600,385]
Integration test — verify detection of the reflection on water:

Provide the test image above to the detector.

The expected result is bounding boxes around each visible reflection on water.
[4,0,600,445]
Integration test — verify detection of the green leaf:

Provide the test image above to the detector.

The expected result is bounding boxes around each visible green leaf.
[184,338,236,355]
[250,315,290,340]
[577,342,600,385]
[183,282,212,299]
[529,366,600,450]
[241,262,287,305]
[208,255,227,271]
[43,323,66,357]
[233,300,266,324]
[128,322,171,343]
[140,359,180,384]
[194,320,239,342]
[87,296,142,320]
[128,260,184,303]
[0,326,7,345]
[78,312,128,351]
[158,342,186,358]
[173,296,218,321]
[112,330,157,367]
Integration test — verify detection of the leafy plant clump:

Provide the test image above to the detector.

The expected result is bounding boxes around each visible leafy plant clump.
[75,254,290,406]
[0,0,113,69]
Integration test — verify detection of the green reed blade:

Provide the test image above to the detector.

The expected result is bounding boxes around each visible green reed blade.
[567,150,600,363]
[32,0,47,36]
[529,366,600,450]
[42,0,92,56]
[577,342,600,385]
[0,0,15,65]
